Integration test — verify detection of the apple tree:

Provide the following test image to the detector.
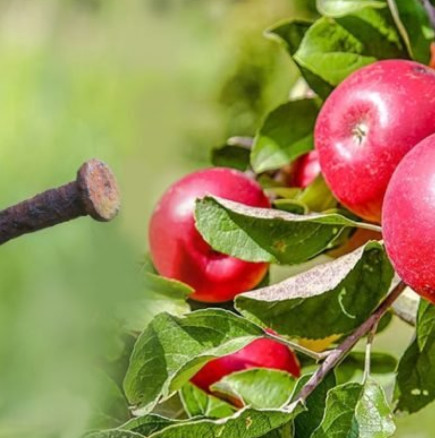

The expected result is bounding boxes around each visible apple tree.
[85,1,435,437]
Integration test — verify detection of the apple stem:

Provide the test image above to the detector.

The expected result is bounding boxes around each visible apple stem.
[289,281,407,405]
[352,124,367,145]
[264,331,327,362]
[363,321,378,383]
[354,222,382,233]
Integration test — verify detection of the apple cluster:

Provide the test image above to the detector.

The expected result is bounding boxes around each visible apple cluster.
[148,59,435,402]
[316,59,435,302]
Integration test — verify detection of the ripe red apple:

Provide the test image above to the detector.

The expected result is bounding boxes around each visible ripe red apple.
[289,151,321,188]
[191,336,300,403]
[383,134,435,304]
[315,59,435,223]
[149,168,270,303]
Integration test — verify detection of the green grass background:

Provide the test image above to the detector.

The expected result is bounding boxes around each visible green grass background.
[0,0,430,436]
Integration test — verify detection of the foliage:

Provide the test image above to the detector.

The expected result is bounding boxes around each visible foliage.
[84,0,435,436]
[8,0,433,437]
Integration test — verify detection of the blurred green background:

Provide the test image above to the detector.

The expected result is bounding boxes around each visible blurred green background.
[0,1,429,437]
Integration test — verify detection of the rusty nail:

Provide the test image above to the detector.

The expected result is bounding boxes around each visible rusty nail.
[0,159,121,245]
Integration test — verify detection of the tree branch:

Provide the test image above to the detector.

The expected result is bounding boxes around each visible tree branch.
[288,281,407,407]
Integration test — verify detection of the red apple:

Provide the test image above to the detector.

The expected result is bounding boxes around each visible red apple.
[149,168,270,303]
[383,133,435,303]
[289,151,321,188]
[191,336,301,403]
[315,59,435,223]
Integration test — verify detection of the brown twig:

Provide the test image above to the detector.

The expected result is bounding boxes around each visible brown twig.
[0,159,120,245]
[289,281,407,406]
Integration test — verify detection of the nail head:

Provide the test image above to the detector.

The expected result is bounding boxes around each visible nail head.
[77,159,121,221]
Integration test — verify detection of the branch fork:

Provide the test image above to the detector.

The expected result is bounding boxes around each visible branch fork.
[287,281,407,405]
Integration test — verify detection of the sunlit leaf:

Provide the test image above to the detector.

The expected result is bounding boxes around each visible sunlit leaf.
[235,242,394,338]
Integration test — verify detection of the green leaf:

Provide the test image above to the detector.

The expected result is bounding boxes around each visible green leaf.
[355,379,396,437]
[335,5,406,60]
[336,351,397,383]
[211,369,297,409]
[297,175,337,212]
[143,273,193,300]
[294,17,377,92]
[268,187,302,198]
[267,20,334,98]
[311,383,363,437]
[195,196,381,264]
[293,11,405,95]
[270,177,337,214]
[261,424,294,438]
[266,20,312,56]
[395,299,435,413]
[123,309,266,413]
[312,380,395,437]
[123,407,302,438]
[416,299,435,351]
[270,10,405,99]
[273,199,308,215]
[341,351,397,375]
[211,145,251,171]
[317,0,387,17]
[272,188,315,212]
[293,372,337,438]
[143,254,158,274]
[377,310,394,334]
[84,431,144,438]
[121,414,182,436]
[388,0,434,63]
[119,273,192,332]
[151,394,186,420]
[89,371,131,429]
[235,242,394,338]
[251,100,318,173]
[180,382,235,419]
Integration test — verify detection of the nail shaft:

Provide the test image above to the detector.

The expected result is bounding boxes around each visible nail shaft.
[0,159,120,245]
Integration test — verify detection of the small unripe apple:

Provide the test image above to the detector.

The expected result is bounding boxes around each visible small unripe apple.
[383,134,435,303]
[289,151,321,188]
[315,60,435,222]
[149,168,270,303]
[191,336,301,403]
